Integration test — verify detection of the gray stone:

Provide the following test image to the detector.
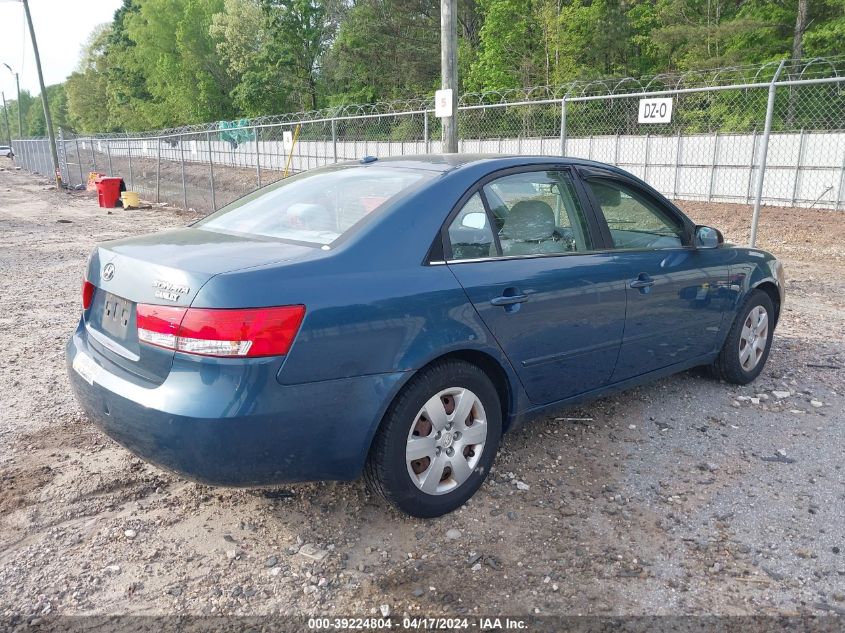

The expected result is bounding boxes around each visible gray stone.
[298,544,329,562]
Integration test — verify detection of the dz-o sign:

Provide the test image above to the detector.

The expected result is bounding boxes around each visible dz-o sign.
[638,97,673,124]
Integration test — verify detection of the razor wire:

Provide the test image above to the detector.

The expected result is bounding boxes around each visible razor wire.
[8,57,845,217]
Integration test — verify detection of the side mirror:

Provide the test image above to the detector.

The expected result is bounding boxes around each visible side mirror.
[461,212,488,230]
[694,225,724,249]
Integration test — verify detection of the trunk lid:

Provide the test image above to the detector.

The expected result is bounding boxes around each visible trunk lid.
[83,227,316,384]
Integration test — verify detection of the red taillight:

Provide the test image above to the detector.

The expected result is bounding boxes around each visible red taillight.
[136,304,305,358]
[82,280,95,310]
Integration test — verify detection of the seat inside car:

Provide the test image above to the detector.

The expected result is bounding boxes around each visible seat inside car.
[497,200,569,256]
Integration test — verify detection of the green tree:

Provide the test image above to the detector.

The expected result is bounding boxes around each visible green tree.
[26,84,69,137]
[209,0,292,115]
[324,0,441,103]
[466,0,544,90]
[66,24,113,133]
[123,0,235,126]
[261,0,339,110]
[2,90,37,138]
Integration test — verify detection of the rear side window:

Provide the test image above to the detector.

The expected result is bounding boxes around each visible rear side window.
[197,166,431,245]
[483,171,593,256]
[447,193,496,260]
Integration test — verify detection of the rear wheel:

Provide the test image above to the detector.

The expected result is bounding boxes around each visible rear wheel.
[364,360,502,518]
[710,290,774,384]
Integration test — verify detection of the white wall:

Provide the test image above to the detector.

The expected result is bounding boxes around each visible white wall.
[88,130,845,210]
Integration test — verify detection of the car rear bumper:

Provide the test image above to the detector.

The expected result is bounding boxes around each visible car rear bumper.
[66,327,408,486]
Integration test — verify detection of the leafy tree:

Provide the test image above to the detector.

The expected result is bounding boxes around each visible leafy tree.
[122,0,235,125]
[324,0,441,103]
[1,90,37,138]
[11,0,843,132]
[66,24,113,133]
[26,84,69,137]
[261,0,340,110]
[466,0,544,90]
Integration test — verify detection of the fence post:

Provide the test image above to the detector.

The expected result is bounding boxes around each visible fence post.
[179,136,188,210]
[836,149,845,211]
[745,130,757,204]
[672,130,682,199]
[207,131,216,211]
[559,97,568,156]
[614,133,620,166]
[707,132,719,202]
[331,118,338,163]
[74,138,85,188]
[56,128,65,182]
[127,133,134,190]
[255,128,262,188]
[642,134,649,181]
[155,137,161,203]
[423,111,429,154]
[750,59,786,247]
[106,139,113,176]
[791,128,805,206]
[90,139,96,172]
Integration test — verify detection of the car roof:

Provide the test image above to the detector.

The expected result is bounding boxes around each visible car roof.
[362,154,632,176]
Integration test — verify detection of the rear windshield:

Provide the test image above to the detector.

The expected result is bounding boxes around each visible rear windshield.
[196,165,431,245]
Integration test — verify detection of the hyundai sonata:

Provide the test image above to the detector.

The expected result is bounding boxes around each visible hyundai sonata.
[67,155,784,517]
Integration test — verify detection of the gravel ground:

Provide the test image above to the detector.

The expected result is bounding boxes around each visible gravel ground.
[1,159,843,620]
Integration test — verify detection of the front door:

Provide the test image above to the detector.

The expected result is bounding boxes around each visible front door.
[580,176,731,381]
[444,169,627,405]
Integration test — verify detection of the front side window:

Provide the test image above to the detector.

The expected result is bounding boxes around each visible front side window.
[198,165,432,245]
[482,171,593,257]
[586,179,685,249]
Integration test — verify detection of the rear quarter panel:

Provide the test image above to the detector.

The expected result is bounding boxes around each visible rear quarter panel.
[191,164,532,415]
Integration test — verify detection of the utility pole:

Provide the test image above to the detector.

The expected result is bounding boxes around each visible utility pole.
[21,0,62,188]
[13,71,21,139]
[1,92,11,146]
[440,0,458,153]
[2,64,23,138]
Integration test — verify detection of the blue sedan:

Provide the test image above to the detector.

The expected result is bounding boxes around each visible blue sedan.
[66,155,785,517]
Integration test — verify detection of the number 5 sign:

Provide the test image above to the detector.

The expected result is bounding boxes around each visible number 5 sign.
[638,97,673,124]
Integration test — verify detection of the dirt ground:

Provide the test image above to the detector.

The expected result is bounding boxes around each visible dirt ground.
[1,159,843,621]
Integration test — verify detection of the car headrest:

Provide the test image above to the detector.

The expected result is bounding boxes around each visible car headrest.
[502,200,555,241]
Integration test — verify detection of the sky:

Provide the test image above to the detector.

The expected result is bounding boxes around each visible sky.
[0,0,123,100]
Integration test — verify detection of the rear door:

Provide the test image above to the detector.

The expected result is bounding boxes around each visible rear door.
[578,171,731,381]
[444,167,627,405]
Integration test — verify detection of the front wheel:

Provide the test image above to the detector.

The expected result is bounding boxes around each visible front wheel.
[710,290,775,384]
[364,360,502,518]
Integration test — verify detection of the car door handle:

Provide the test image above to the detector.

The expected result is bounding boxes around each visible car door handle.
[490,293,528,306]
[630,274,655,289]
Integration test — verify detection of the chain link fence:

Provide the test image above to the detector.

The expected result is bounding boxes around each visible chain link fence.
[10,58,845,224]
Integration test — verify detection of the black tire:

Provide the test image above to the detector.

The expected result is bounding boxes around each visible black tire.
[364,359,502,518]
[710,290,775,385]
